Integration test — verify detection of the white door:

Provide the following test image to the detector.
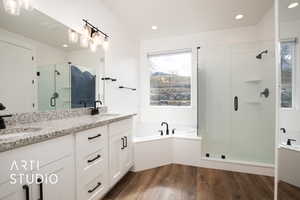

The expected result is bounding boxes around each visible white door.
[0,40,35,113]
[31,156,75,200]
[109,134,123,186]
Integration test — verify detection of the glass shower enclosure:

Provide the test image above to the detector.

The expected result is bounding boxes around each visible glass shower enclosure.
[37,63,96,112]
[198,41,275,165]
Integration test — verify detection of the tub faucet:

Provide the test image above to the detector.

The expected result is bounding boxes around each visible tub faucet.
[161,122,169,135]
[287,139,296,146]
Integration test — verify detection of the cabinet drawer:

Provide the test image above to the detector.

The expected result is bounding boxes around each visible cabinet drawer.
[78,148,106,178]
[79,172,108,200]
[109,118,133,135]
[76,126,107,156]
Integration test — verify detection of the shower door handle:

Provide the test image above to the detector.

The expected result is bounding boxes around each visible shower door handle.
[50,97,56,107]
[234,96,238,111]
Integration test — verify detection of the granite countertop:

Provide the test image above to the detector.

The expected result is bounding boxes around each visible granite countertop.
[0,113,136,153]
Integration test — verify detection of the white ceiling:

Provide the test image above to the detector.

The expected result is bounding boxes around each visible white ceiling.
[279,0,300,22]
[101,0,274,40]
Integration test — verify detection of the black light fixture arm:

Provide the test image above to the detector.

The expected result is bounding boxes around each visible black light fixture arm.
[83,19,109,38]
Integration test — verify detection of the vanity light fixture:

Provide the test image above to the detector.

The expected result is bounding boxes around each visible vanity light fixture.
[288,2,299,8]
[80,34,89,48]
[82,19,110,51]
[68,20,109,52]
[92,32,104,46]
[68,29,79,43]
[90,40,98,52]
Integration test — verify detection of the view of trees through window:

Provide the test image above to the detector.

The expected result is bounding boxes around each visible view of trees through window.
[148,51,191,106]
[281,41,296,108]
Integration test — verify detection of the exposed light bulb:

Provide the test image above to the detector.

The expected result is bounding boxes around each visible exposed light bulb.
[82,24,91,38]
[68,29,79,43]
[288,2,299,8]
[103,36,109,51]
[90,40,98,52]
[80,34,89,48]
[20,0,34,11]
[92,32,103,46]
[3,0,21,16]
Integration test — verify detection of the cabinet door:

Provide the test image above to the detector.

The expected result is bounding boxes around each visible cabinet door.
[109,134,123,186]
[0,178,29,200]
[31,156,75,200]
[122,131,133,172]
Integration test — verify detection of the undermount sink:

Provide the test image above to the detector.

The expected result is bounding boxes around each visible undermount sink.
[0,127,42,141]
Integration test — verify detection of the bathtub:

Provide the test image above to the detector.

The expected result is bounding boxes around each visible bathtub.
[132,123,202,171]
[278,132,300,188]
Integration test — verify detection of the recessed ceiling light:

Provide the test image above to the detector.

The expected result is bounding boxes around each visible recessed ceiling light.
[288,2,299,8]
[62,44,68,48]
[235,14,244,20]
[151,26,158,30]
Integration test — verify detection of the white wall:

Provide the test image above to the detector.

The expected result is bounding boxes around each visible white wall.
[139,8,275,130]
[279,20,300,133]
[34,0,140,114]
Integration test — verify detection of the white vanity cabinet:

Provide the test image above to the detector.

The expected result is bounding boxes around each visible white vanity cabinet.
[0,135,75,200]
[0,116,134,200]
[75,126,109,200]
[109,118,133,187]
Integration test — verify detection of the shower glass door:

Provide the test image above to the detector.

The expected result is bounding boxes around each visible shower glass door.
[198,45,232,160]
[199,41,275,165]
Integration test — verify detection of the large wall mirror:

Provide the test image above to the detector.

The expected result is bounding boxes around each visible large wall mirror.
[278,0,300,199]
[0,4,105,114]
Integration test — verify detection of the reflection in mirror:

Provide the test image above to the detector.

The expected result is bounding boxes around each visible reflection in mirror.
[278,0,300,199]
[0,4,105,114]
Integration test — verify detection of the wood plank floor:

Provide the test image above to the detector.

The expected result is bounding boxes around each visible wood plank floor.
[103,164,274,200]
[278,181,300,200]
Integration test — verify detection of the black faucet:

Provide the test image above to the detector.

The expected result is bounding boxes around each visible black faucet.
[0,115,13,129]
[287,139,296,146]
[0,103,5,111]
[280,128,286,134]
[91,100,103,115]
[0,103,12,129]
[161,122,169,135]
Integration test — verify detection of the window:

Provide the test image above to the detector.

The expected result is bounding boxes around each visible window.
[148,50,192,106]
[281,40,297,108]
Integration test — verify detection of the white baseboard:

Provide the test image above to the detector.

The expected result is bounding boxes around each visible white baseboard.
[196,158,274,177]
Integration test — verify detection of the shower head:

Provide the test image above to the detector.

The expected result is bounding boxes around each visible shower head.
[256,50,268,59]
